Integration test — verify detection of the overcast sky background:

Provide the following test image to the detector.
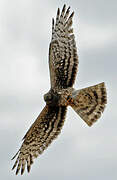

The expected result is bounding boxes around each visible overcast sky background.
[0,0,117,179]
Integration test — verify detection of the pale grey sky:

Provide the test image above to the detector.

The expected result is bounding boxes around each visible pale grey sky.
[0,0,117,179]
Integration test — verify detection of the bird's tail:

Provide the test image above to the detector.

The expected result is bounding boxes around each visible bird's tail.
[69,82,107,126]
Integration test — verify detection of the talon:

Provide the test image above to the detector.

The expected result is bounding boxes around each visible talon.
[67,96,74,105]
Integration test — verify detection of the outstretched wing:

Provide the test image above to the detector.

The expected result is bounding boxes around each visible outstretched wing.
[12,105,67,175]
[49,4,78,90]
[70,82,107,126]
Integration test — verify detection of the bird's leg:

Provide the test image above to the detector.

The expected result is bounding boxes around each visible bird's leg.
[57,87,74,106]
[66,95,75,106]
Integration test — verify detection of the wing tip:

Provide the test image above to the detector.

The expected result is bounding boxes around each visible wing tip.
[11,150,19,160]
[57,7,60,16]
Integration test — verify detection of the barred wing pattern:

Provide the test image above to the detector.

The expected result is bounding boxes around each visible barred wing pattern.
[49,5,78,90]
[11,4,107,176]
[12,106,67,175]
[71,82,107,126]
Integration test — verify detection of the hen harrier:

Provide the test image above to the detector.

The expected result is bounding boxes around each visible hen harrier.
[12,4,107,175]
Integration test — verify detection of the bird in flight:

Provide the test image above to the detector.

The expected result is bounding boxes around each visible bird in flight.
[12,4,107,175]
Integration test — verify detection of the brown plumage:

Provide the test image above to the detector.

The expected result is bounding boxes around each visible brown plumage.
[49,4,78,90]
[12,4,107,175]
[12,106,67,175]
[71,82,107,126]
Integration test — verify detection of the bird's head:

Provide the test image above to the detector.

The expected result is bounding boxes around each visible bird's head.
[44,90,60,106]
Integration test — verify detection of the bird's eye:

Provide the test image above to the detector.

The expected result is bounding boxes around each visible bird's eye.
[44,93,53,102]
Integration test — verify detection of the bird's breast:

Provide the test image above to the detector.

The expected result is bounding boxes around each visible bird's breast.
[44,88,74,107]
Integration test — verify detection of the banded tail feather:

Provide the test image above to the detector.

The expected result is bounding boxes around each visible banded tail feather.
[70,82,107,126]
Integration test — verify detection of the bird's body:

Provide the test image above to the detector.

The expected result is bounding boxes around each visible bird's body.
[12,5,107,175]
[44,87,73,106]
